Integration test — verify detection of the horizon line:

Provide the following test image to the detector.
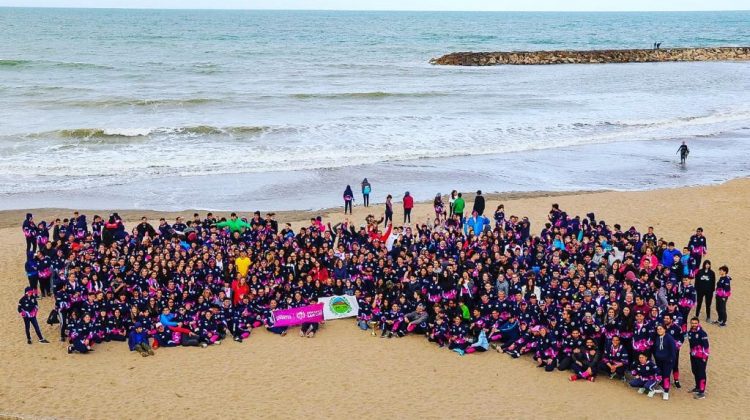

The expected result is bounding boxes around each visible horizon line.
[1,6,749,12]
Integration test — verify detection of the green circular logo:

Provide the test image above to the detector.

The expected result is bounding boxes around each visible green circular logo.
[329,296,352,315]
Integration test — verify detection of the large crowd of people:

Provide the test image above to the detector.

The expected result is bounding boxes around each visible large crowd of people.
[18,188,732,401]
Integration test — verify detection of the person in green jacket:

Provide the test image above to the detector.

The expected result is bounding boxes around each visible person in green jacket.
[214,213,251,233]
[453,193,466,225]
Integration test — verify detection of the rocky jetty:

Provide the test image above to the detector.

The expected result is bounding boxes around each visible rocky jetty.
[430,47,750,66]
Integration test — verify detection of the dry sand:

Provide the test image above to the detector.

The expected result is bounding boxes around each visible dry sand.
[1,179,748,419]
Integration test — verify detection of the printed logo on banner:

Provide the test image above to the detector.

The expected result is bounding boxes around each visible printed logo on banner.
[329,296,353,315]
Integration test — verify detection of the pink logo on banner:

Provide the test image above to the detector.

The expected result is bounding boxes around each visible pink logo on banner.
[272,303,324,327]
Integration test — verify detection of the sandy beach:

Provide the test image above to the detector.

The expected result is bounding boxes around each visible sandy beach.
[1,179,748,419]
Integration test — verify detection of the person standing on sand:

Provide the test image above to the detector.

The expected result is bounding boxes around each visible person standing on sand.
[688,227,708,267]
[652,324,677,400]
[694,260,716,322]
[18,287,49,345]
[449,190,457,215]
[343,185,354,215]
[403,191,414,223]
[361,178,371,207]
[472,190,485,216]
[384,194,393,225]
[453,192,465,225]
[22,213,37,254]
[433,193,445,223]
[687,317,709,399]
[677,141,690,164]
[714,265,731,327]
[24,253,39,294]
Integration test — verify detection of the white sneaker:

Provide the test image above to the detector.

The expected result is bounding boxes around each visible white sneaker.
[647,390,656,398]
[663,393,669,401]
[637,388,646,394]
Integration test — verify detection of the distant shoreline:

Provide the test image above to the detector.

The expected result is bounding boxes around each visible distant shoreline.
[2,7,750,13]
[2,179,748,230]
[0,189,604,230]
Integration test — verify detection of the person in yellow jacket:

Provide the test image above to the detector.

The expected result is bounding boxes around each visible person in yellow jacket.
[235,250,251,278]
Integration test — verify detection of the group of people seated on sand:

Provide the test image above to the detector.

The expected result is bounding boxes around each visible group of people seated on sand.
[18,193,731,401]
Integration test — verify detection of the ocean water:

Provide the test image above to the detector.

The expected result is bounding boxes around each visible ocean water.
[1,8,749,210]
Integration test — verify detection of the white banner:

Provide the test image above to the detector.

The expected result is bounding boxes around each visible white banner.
[319,295,360,320]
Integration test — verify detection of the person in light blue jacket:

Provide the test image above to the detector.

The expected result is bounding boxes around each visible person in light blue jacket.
[463,211,491,236]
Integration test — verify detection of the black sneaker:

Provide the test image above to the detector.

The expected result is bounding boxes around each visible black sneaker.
[27,339,32,345]
[39,339,50,343]
[694,392,706,400]
[719,323,726,327]
[689,387,699,393]
[674,381,681,389]
[67,346,73,354]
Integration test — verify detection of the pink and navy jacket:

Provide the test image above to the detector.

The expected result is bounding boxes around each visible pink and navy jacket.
[678,283,697,309]
[715,275,732,298]
[688,326,710,360]
[602,343,629,366]
[632,320,654,353]
[632,360,661,381]
[535,335,558,359]
[665,323,685,349]
[17,294,39,318]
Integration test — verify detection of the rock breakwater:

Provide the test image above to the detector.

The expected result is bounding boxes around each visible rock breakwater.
[430,47,750,66]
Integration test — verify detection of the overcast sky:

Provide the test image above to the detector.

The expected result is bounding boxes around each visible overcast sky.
[0,1,748,11]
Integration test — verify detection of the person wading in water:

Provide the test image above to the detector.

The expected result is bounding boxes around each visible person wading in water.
[677,141,690,165]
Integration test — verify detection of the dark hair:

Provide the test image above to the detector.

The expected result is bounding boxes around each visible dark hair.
[719,265,729,273]
[702,260,711,269]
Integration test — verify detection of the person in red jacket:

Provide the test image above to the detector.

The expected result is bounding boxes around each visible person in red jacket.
[311,261,330,282]
[403,191,414,224]
[231,276,251,305]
